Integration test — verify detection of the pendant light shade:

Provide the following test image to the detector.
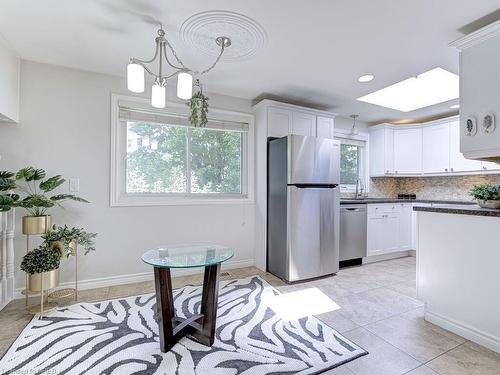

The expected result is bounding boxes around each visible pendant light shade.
[127,63,145,93]
[177,72,193,100]
[151,83,166,108]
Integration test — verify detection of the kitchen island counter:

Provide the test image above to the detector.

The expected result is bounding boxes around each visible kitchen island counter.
[413,203,500,217]
[416,209,500,354]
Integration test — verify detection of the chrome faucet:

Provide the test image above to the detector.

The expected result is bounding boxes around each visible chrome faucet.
[355,178,364,199]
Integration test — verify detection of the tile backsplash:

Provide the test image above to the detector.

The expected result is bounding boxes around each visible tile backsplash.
[369,174,500,201]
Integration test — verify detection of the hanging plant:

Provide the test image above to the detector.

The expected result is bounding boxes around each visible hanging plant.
[188,90,209,127]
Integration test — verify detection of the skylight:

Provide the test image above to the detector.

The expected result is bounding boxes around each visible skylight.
[357,67,459,112]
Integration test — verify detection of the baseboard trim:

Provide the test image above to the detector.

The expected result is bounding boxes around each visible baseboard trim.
[14,258,254,300]
[362,251,410,264]
[425,310,500,353]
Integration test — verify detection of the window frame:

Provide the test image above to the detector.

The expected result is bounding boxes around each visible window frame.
[334,129,370,193]
[110,94,254,206]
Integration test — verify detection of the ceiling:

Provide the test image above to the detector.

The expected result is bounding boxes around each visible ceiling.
[0,0,499,123]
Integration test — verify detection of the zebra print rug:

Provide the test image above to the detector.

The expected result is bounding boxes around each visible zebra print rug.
[0,276,367,374]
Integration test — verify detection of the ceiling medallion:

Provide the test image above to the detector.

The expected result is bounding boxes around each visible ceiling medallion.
[180,10,267,62]
[127,26,231,108]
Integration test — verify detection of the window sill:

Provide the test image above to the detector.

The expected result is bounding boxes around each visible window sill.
[110,196,254,207]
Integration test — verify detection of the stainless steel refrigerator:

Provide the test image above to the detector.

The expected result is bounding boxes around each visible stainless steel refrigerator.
[267,135,341,283]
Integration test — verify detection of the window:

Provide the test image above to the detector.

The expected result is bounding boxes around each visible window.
[126,122,243,194]
[340,143,361,186]
[111,95,253,206]
[336,138,367,192]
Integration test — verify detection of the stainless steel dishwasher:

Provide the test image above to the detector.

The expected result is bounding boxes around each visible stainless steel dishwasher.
[340,204,367,262]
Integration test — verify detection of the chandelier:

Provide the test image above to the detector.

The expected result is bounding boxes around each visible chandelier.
[127,26,231,108]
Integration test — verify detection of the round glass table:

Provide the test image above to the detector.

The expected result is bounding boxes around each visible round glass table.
[142,243,234,352]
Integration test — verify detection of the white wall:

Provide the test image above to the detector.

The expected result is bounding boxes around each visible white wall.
[0,61,256,290]
[0,36,19,123]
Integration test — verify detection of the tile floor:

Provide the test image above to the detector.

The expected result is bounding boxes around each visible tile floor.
[1,256,499,374]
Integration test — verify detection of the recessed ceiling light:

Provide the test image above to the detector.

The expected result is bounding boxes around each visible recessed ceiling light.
[450,104,460,109]
[358,74,374,82]
[356,67,459,112]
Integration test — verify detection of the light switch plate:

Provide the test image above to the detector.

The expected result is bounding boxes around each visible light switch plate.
[69,178,80,192]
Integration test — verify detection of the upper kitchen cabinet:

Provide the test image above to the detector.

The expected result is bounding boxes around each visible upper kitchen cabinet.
[369,117,498,177]
[422,122,450,173]
[369,125,394,176]
[267,107,292,138]
[292,112,316,136]
[393,127,422,175]
[0,39,20,123]
[254,100,337,139]
[449,119,482,172]
[451,21,500,163]
[316,116,335,139]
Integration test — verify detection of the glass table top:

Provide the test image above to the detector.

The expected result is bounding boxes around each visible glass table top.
[142,243,234,269]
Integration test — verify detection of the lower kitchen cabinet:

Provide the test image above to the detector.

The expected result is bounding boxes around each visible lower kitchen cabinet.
[367,203,413,256]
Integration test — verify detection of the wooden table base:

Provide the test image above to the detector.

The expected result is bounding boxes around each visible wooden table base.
[154,263,221,352]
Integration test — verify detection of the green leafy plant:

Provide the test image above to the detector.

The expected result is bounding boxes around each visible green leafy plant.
[20,243,61,275]
[187,90,209,127]
[469,184,500,201]
[14,167,89,216]
[0,171,19,212]
[42,225,97,255]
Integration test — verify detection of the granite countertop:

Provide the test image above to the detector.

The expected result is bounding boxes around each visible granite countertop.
[413,204,500,217]
[340,198,474,205]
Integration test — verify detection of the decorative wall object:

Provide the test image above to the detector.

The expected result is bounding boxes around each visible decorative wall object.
[481,113,495,134]
[465,116,477,136]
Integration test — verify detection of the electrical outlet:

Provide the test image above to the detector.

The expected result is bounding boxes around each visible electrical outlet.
[69,178,80,192]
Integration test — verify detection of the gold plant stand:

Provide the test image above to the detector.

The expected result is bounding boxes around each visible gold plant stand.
[28,270,59,318]
[49,241,79,302]
[22,215,57,317]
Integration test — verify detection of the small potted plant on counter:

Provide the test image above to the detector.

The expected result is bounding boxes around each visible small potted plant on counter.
[13,167,89,235]
[42,224,97,256]
[469,184,500,209]
[20,243,62,292]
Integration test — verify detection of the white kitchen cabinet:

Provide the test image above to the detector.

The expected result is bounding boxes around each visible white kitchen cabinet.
[316,116,334,138]
[423,123,450,173]
[268,107,292,138]
[399,203,413,250]
[292,112,316,136]
[367,204,400,256]
[481,161,500,171]
[394,128,422,174]
[451,23,500,163]
[367,203,414,257]
[449,120,482,172]
[267,107,318,137]
[369,126,394,176]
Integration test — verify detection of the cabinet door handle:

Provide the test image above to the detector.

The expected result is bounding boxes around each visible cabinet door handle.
[445,168,448,172]
[450,168,454,172]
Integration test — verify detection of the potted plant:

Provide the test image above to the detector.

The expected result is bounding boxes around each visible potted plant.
[187,82,209,127]
[13,167,89,235]
[42,224,97,256]
[469,184,500,209]
[0,171,19,212]
[20,243,62,292]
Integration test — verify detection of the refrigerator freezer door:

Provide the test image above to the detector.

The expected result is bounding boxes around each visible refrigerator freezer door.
[288,135,340,185]
[287,186,340,281]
